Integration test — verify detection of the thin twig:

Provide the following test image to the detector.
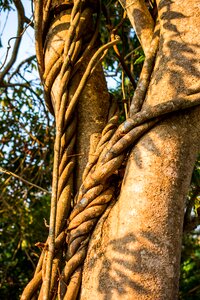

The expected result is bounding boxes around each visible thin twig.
[0,167,51,194]
[124,45,142,60]
[34,0,44,77]
[121,70,128,118]
[0,0,33,80]
[111,33,136,89]
[8,55,36,80]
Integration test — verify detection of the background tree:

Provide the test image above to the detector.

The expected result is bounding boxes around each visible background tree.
[0,0,199,299]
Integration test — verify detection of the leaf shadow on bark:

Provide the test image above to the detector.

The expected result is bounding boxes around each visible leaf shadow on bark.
[84,232,168,300]
[148,0,200,100]
[130,135,161,169]
[131,1,200,170]
[81,2,200,298]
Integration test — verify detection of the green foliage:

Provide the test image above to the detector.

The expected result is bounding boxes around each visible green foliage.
[179,154,200,299]
[0,56,54,298]
[0,192,51,298]
[101,0,143,87]
[0,0,13,11]
[134,54,145,65]
[180,234,200,299]
[192,154,200,190]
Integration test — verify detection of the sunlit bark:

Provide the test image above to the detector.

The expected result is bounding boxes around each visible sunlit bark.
[81,1,200,299]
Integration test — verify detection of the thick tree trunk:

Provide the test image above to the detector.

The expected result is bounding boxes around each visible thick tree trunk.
[80,1,200,299]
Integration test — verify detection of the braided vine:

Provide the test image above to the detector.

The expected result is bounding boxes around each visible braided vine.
[21,1,200,300]
[22,0,120,299]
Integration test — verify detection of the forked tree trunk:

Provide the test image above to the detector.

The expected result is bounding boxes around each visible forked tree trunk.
[80,1,200,299]
[22,1,200,299]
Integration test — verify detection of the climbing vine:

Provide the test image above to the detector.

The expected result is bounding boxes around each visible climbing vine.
[21,0,200,299]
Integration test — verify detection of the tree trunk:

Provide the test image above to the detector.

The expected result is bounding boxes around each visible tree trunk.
[43,5,110,192]
[21,3,110,299]
[80,1,200,299]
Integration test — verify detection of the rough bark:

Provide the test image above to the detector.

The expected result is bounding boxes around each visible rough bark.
[118,0,154,54]
[80,1,200,299]
[75,58,110,191]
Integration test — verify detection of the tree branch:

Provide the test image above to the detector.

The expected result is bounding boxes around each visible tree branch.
[24,16,34,28]
[118,0,155,54]
[8,55,36,81]
[111,33,137,89]
[0,0,25,82]
[0,167,51,194]
[34,0,45,78]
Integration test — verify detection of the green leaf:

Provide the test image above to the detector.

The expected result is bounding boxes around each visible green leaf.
[134,55,145,65]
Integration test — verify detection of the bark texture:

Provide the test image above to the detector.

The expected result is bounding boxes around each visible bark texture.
[21,3,111,298]
[44,6,110,192]
[119,0,154,53]
[75,58,110,191]
[80,1,200,299]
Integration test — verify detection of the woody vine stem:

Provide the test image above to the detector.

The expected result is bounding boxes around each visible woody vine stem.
[21,0,200,299]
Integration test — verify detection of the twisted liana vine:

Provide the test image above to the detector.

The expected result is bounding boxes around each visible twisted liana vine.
[21,1,200,299]
[22,0,120,299]
[58,93,200,300]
